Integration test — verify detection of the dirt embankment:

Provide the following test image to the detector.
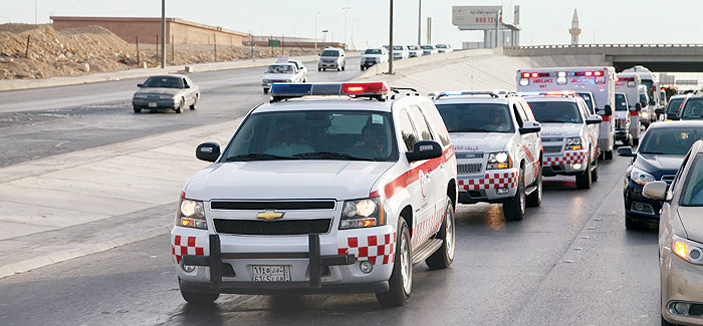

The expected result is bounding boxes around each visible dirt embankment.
[0,23,315,80]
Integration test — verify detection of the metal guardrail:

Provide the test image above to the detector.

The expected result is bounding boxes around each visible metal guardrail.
[504,43,703,50]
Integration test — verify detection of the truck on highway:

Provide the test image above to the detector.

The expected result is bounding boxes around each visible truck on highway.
[517,66,616,159]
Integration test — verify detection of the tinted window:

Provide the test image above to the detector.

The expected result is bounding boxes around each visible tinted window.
[321,50,340,57]
[436,44,447,48]
[266,65,294,73]
[408,106,434,141]
[666,98,685,115]
[681,153,703,206]
[143,76,183,88]
[393,46,404,50]
[526,101,583,124]
[435,103,514,133]
[223,111,397,161]
[640,93,648,106]
[365,49,382,54]
[421,103,452,147]
[639,127,703,155]
[681,98,703,119]
[576,93,595,114]
[397,109,418,151]
[421,45,433,49]
[615,93,628,111]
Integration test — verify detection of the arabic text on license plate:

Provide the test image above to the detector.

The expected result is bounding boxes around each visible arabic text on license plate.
[148,102,157,107]
[251,265,291,282]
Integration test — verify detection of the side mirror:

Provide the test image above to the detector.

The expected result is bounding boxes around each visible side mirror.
[137,83,143,88]
[602,104,613,116]
[519,121,541,134]
[196,142,221,162]
[184,85,190,89]
[586,114,603,125]
[655,108,664,115]
[617,146,635,157]
[635,103,642,112]
[406,140,442,162]
[650,100,656,106]
[643,181,668,201]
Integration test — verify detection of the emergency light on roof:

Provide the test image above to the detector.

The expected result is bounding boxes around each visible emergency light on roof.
[432,90,514,99]
[270,82,389,102]
[518,91,575,98]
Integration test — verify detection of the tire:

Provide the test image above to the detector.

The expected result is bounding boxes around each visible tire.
[376,217,412,307]
[318,67,322,71]
[503,166,525,221]
[263,88,269,94]
[634,137,639,146]
[661,314,676,326]
[576,158,592,189]
[360,66,365,71]
[190,95,198,110]
[133,107,141,113]
[179,279,219,305]
[426,197,455,269]
[605,149,613,160]
[591,155,599,182]
[175,98,184,113]
[342,65,345,71]
[526,162,542,207]
[625,213,644,230]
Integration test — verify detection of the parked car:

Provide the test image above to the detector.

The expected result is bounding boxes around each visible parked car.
[132,74,199,113]
[262,62,307,94]
[360,47,389,70]
[317,48,346,71]
[421,45,438,55]
[435,44,453,53]
[618,121,703,229]
[643,140,703,326]
[172,82,458,307]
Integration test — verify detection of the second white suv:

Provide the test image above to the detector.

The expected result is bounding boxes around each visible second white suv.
[318,48,346,71]
[360,47,389,70]
[433,91,542,221]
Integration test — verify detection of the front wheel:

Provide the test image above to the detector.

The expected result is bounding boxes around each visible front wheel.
[526,163,542,207]
[263,88,269,94]
[376,217,412,307]
[604,149,613,160]
[503,166,525,221]
[576,158,592,189]
[179,279,219,305]
[190,95,198,110]
[426,197,455,269]
[133,107,141,113]
[175,98,184,113]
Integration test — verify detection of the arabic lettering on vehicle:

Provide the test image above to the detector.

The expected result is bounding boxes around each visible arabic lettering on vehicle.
[455,145,479,151]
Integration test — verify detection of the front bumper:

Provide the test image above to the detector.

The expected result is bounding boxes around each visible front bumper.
[543,150,588,176]
[624,179,662,221]
[615,129,630,142]
[360,60,377,68]
[318,62,340,69]
[457,169,519,203]
[662,251,703,325]
[171,225,395,294]
[132,98,177,109]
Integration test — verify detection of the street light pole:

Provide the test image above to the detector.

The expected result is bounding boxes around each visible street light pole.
[388,0,394,74]
[161,0,166,69]
[417,0,421,45]
[314,12,320,52]
[342,7,350,50]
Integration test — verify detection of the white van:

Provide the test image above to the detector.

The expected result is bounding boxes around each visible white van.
[614,73,642,144]
[317,48,346,71]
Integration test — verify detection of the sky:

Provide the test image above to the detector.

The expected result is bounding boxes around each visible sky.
[3,0,703,50]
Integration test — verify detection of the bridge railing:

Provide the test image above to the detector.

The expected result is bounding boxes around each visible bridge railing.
[504,43,703,50]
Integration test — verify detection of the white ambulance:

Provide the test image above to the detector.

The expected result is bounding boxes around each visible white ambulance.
[614,74,642,145]
[622,65,659,119]
[517,67,616,159]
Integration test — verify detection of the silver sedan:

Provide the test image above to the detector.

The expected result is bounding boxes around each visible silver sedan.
[644,139,703,326]
[132,74,200,113]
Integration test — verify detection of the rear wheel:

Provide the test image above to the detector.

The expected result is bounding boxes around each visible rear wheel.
[426,197,455,269]
[179,279,219,305]
[376,217,412,307]
[526,163,542,207]
[503,166,525,221]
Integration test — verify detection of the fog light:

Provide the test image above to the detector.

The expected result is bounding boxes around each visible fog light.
[182,264,196,273]
[359,261,373,274]
[497,187,509,195]
[675,302,690,315]
[571,163,582,170]
[634,202,645,211]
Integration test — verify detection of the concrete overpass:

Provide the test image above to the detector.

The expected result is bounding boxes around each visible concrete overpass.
[503,44,703,72]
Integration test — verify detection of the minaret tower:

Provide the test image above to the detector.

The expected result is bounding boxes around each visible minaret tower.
[569,9,581,45]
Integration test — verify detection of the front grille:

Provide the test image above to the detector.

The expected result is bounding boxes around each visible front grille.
[213,219,332,235]
[456,152,485,159]
[543,137,564,143]
[211,201,336,210]
[457,163,482,174]
[544,145,563,154]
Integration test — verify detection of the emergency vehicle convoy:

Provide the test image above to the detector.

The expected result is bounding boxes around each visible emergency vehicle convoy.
[521,93,602,189]
[614,74,642,145]
[432,91,543,221]
[614,92,634,146]
[516,67,616,159]
[622,65,659,121]
[171,82,458,307]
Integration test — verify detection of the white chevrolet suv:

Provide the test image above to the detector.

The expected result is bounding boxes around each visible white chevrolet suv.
[522,93,602,189]
[172,82,458,307]
[433,91,542,221]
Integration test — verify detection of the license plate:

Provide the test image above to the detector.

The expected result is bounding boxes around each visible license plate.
[148,102,157,107]
[251,265,291,282]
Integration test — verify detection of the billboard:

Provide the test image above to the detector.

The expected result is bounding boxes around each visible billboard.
[452,5,519,30]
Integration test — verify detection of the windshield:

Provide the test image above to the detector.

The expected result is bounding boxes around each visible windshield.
[421,45,433,49]
[681,153,703,206]
[142,76,183,88]
[641,79,655,102]
[681,98,703,119]
[640,93,648,106]
[436,44,447,48]
[364,49,382,54]
[266,65,294,74]
[666,98,685,115]
[222,110,397,161]
[435,103,514,133]
[393,46,403,50]
[615,94,628,111]
[321,50,340,57]
[639,127,703,155]
[527,101,583,124]
[407,45,418,50]
[576,93,595,114]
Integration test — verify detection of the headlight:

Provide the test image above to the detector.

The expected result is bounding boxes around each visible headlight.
[630,166,655,185]
[565,137,582,151]
[159,94,175,100]
[340,197,385,230]
[641,111,650,118]
[487,151,511,169]
[176,196,207,230]
[262,79,271,83]
[673,235,703,265]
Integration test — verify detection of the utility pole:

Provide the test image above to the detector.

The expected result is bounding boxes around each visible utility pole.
[314,12,320,51]
[388,0,394,74]
[494,9,500,48]
[343,7,350,50]
[161,0,166,69]
[417,0,422,45]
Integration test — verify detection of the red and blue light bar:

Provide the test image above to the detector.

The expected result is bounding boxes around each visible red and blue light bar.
[270,82,389,101]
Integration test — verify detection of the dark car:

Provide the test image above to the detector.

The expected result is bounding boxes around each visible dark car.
[664,94,688,121]
[678,95,703,120]
[618,121,703,229]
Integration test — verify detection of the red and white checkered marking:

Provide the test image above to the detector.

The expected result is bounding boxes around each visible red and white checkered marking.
[338,233,396,265]
[171,235,204,264]
[411,208,445,249]
[458,171,518,190]
[543,151,587,166]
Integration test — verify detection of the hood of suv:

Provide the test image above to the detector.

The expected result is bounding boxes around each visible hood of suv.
[185,160,393,201]
[539,123,583,138]
[450,132,513,153]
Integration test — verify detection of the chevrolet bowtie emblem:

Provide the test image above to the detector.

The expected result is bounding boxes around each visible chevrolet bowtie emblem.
[257,210,283,221]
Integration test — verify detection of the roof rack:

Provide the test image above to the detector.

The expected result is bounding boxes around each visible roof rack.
[269,82,390,102]
[390,86,420,99]
[430,90,516,100]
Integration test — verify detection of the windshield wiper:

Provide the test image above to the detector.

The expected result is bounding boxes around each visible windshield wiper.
[451,128,491,132]
[640,151,668,155]
[293,151,362,160]
[225,153,293,161]
[538,120,570,123]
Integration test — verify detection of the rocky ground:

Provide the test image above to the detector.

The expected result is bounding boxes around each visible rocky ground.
[0,23,316,80]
